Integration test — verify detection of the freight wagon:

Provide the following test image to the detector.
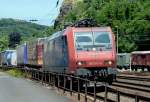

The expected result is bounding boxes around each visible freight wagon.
[0,50,17,66]
[117,53,130,69]
[27,38,46,68]
[17,43,28,66]
[131,51,150,71]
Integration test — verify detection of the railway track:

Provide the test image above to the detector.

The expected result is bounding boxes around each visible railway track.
[112,81,150,93]
[117,75,150,82]
[90,74,150,102]
[115,74,150,94]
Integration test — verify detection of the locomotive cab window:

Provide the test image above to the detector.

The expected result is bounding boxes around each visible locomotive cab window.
[75,32,93,51]
[94,32,110,44]
[75,32,93,45]
[74,31,112,51]
[93,32,112,51]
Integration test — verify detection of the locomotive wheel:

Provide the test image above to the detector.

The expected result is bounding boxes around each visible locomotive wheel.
[141,68,144,72]
[124,67,127,70]
[108,79,113,85]
[107,75,113,85]
[131,67,134,71]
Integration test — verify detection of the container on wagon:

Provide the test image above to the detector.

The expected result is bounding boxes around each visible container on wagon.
[27,38,47,68]
[1,50,17,66]
[17,43,28,66]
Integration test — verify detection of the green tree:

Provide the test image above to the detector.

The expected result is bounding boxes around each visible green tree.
[55,0,150,52]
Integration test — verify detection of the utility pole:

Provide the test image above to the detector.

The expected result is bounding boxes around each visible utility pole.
[115,26,119,54]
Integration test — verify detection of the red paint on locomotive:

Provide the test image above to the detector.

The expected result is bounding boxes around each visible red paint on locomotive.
[64,27,116,74]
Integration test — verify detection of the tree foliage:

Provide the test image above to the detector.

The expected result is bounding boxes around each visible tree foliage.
[0,34,8,51]
[56,0,150,52]
[8,32,21,48]
[0,18,48,51]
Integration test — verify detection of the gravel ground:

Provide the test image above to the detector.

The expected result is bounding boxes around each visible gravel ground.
[0,72,75,102]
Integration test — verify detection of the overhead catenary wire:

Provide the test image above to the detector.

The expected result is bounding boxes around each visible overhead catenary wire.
[28,0,63,25]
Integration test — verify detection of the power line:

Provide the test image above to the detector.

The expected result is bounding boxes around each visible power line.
[28,0,63,25]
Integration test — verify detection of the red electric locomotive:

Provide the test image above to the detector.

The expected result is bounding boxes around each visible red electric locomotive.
[43,20,117,83]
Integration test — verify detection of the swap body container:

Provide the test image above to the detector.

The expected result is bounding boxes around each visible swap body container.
[37,38,47,66]
[17,43,28,66]
[1,50,17,66]
[11,51,17,66]
[27,39,37,67]
[27,38,47,68]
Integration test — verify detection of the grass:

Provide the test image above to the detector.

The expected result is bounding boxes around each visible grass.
[6,69,25,77]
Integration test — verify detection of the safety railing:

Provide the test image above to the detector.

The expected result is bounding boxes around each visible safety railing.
[0,66,150,102]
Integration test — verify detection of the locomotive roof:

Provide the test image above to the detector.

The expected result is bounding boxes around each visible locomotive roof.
[72,27,112,32]
[132,51,150,54]
[46,27,112,41]
[47,30,65,41]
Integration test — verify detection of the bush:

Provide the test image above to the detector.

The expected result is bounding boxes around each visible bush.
[6,69,25,77]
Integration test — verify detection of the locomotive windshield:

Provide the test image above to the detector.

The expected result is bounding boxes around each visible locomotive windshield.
[75,32,112,51]
[75,32,93,45]
[94,32,110,44]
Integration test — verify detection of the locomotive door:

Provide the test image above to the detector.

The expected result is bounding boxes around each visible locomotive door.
[62,36,69,67]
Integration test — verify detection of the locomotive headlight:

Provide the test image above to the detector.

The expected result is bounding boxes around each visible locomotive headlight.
[105,60,113,65]
[77,62,82,66]
[108,61,112,65]
[77,61,86,66]
[92,48,96,51]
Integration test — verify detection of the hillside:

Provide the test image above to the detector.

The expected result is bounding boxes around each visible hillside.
[0,18,48,51]
[55,0,150,52]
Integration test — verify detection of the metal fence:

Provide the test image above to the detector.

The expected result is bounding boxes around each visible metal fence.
[0,66,150,102]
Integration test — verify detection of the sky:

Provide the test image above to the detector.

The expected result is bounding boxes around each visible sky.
[0,0,63,26]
